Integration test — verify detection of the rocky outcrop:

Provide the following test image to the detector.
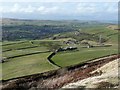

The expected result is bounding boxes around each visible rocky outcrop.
[62,58,119,88]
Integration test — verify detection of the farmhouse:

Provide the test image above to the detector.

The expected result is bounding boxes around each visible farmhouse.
[65,46,78,50]
[56,46,78,52]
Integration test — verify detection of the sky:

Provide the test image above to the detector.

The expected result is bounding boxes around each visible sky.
[0,2,118,21]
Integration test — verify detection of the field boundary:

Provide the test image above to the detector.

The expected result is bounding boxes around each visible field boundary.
[2,51,50,62]
[3,46,39,52]
[47,52,61,68]
[1,54,119,81]
[2,41,27,46]
[1,54,119,89]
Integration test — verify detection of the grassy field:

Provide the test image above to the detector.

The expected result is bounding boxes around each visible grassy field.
[3,47,48,58]
[2,52,58,80]
[1,24,118,80]
[52,26,118,67]
[52,47,117,67]
[1,40,60,80]
[81,26,118,43]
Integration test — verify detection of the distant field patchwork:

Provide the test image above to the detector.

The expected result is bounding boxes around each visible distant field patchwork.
[1,22,118,80]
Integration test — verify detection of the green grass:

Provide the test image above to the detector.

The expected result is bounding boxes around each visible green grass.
[81,25,118,43]
[52,47,118,67]
[3,46,48,58]
[1,40,62,80]
[2,41,24,45]
[2,40,61,51]
[2,41,36,51]
[52,25,118,67]
[1,24,118,80]
[2,52,58,80]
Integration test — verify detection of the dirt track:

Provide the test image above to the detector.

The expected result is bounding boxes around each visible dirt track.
[1,54,120,90]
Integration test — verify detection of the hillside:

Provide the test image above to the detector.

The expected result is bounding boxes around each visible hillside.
[62,58,119,88]
[1,18,118,89]
[1,54,119,89]
[2,18,106,41]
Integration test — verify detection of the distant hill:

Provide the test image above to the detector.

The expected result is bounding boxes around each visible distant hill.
[2,18,104,26]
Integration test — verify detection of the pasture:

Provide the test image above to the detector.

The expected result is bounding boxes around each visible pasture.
[1,24,118,80]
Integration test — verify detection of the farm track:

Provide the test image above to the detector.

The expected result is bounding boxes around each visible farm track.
[1,54,119,89]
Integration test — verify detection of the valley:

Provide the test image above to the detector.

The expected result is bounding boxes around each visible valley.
[0,18,119,89]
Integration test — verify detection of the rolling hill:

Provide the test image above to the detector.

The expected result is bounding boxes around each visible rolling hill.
[1,19,118,82]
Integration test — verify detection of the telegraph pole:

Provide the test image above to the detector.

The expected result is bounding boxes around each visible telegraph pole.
[99,35,102,45]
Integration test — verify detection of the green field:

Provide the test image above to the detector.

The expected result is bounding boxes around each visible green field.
[52,47,117,67]
[1,40,60,80]
[2,53,58,80]
[52,26,118,67]
[1,21,118,80]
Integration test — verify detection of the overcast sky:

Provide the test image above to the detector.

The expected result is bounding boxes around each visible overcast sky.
[0,2,118,21]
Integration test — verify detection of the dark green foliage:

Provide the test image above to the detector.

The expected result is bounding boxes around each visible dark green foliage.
[2,19,105,41]
[2,25,76,41]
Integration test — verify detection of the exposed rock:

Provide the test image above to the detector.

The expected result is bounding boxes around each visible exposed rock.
[62,58,119,89]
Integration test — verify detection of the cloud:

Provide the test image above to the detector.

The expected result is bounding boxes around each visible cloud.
[0,0,119,2]
[1,3,59,14]
[0,2,118,20]
[75,3,118,15]
[75,3,99,14]
[105,3,118,13]
[37,6,59,14]
[23,5,36,13]
[76,6,97,14]
[1,2,117,14]
[9,3,19,13]
[1,3,25,13]
[107,7,118,13]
